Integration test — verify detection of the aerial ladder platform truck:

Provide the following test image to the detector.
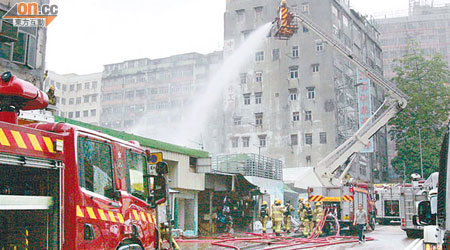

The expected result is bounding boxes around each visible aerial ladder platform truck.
[273,0,408,233]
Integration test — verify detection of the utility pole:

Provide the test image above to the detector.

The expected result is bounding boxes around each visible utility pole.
[403,161,406,183]
[418,128,424,178]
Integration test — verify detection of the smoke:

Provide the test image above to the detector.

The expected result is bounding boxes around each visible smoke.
[131,23,273,148]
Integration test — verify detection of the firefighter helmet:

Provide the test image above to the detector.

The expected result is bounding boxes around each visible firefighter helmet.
[299,197,304,202]
[275,200,282,205]
[315,202,321,206]
[305,202,310,207]
[262,201,267,205]
[49,85,55,91]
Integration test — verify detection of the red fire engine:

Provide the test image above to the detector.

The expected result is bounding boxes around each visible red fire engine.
[0,72,168,249]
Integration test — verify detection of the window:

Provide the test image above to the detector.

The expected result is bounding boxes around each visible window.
[92,81,98,89]
[292,46,299,58]
[289,89,297,101]
[84,95,90,103]
[291,134,298,145]
[305,111,312,121]
[75,111,80,118]
[303,26,309,33]
[258,135,266,147]
[312,64,320,72]
[343,15,349,27]
[293,112,300,121]
[136,89,146,97]
[61,98,66,105]
[126,151,148,201]
[76,97,81,104]
[233,117,241,125]
[91,109,96,116]
[240,73,247,84]
[305,133,313,145]
[126,90,135,98]
[77,138,114,198]
[150,88,158,95]
[242,137,250,147]
[56,82,61,89]
[332,5,338,17]
[306,155,312,164]
[83,110,88,117]
[302,3,310,13]
[91,95,97,102]
[244,93,251,105]
[68,112,73,118]
[254,6,263,21]
[320,132,327,144]
[236,9,245,23]
[290,66,299,79]
[70,85,75,91]
[307,87,315,99]
[316,41,324,51]
[255,92,262,104]
[69,98,74,105]
[62,85,67,92]
[255,112,263,125]
[272,49,280,60]
[85,82,90,89]
[255,51,264,61]
[231,137,239,148]
[255,72,263,82]
[77,83,82,91]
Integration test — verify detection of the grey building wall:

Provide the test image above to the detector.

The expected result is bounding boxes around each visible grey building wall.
[211,0,389,182]
[377,3,450,80]
[0,0,48,89]
[100,52,222,142]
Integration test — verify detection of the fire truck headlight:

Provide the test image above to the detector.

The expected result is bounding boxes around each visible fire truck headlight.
[54,139,63,152]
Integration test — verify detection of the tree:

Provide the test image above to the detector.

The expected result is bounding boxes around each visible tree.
[389,49,450,181]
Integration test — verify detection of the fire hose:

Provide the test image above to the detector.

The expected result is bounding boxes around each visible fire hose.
[177,208,374,249]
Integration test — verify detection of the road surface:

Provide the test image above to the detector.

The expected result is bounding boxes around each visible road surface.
[177,225,421,249]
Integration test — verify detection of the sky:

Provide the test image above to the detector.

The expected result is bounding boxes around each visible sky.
[46,0,410,75]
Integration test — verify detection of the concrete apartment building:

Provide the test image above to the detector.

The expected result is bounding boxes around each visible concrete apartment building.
[47,71,102,125]
[376,1,450,169]
[212,0,389,182]
[100,52,222,142]
[376,1,450,80]
[0,0,48,89]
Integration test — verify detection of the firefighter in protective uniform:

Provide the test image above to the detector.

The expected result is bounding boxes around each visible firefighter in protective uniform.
[283,200,295,233]
[313,202,325,235]
[271,200,284,236]
[301,202,314,236]
[259,201,270,233]
[298,197,305,228]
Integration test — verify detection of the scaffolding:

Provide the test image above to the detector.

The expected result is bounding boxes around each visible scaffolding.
[211,154,283,181]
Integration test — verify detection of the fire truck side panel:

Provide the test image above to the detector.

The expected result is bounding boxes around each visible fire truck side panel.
[0,122,65,249]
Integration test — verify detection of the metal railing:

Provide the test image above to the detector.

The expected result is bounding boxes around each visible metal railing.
[211,153,283,181]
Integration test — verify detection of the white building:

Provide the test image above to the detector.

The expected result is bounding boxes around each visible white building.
[47,71,102,125]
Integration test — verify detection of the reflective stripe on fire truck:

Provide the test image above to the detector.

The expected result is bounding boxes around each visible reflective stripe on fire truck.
[309,195,324,202]
[76,205,154,225]
[342,195,354,201]
[0,128,62,153]
[322,197,341,202]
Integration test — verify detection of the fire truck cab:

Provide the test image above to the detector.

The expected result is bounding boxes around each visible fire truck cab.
[0,72,167,249]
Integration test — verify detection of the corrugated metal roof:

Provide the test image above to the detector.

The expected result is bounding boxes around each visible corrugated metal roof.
[53,116,209,158]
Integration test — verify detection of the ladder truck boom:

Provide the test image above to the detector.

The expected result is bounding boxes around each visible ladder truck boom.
[275,5,408,186]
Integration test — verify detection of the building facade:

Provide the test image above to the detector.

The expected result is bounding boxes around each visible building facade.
[377,1,450,80]
[211,0,389,182]
[0,0,48,89]
[100,52,222,143]
[47,71,102,125]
